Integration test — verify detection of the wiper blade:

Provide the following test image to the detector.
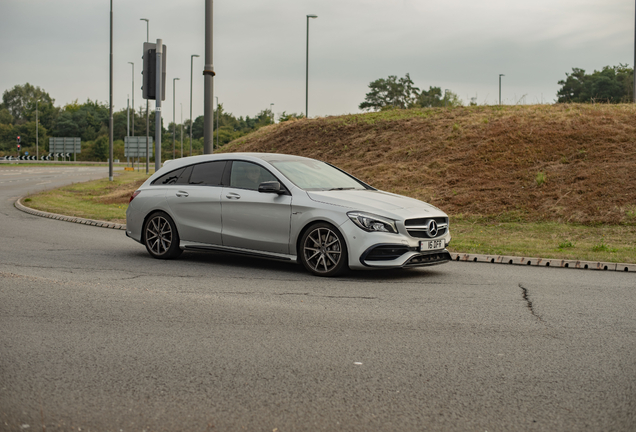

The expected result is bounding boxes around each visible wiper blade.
[328,187,355,191]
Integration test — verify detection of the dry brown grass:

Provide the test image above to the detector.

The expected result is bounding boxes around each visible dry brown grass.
[223,104,636,225]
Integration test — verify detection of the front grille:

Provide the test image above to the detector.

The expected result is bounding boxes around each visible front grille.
[404,217,448,239]
[404,251,451,267]
[364,245,410,261]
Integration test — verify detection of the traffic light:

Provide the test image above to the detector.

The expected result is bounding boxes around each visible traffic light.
[17,136,21,144]
[17,144,21,151]
[142,42,167,101]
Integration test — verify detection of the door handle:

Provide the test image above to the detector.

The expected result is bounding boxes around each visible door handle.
[175,191,189,198]
[226,192,241,200]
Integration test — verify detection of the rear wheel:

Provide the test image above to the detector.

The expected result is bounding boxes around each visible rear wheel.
[300,223,348,277]
[143,212,183,259]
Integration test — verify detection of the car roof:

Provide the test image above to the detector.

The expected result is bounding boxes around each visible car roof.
[161,152,315,170]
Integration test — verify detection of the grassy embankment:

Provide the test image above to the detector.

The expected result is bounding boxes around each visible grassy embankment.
[19,103,636,263]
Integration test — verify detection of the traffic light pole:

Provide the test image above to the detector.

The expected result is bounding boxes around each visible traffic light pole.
[155,39,163,172]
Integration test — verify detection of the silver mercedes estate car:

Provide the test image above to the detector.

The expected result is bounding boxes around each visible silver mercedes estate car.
[126,153,451,276]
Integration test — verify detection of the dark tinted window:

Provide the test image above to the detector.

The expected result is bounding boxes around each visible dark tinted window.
[189,161,226,186]
[176,165,193,185]
[151,167,185,185]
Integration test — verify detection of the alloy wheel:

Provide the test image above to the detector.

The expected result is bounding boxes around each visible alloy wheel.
[303,227,343,274]
[145,215,173,256]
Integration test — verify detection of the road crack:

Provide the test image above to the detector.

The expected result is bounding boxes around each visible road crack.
[519,283,544,323]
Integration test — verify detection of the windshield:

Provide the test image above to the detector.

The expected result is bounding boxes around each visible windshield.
[270,160,368,191]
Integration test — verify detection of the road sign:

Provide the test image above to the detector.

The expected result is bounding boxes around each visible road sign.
[125,136,153,157]
[49,137,81,161]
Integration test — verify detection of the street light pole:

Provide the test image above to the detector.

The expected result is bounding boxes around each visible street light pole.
[36,99,39,160]
[215,96,219,152]
[499,74,505,106]
[140,18,149,173]
[128,62,134,137]
[108,0,113,181]
[190,54,199,157]
[180,103,183,158]
[173,77,180,160]
[203,0,215,154]
[270,102,274,124]
[306,14,318,118]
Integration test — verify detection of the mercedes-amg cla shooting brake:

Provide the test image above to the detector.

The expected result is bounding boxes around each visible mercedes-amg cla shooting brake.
[126,153,451,276]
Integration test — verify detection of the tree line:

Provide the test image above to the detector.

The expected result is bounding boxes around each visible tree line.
[0,83,303,160]
[359,66,635,110]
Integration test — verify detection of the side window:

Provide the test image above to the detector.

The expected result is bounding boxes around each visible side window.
[151,167,185,185]
[230,161,277,191]
[189,161,226,186]
[175,165,193,185]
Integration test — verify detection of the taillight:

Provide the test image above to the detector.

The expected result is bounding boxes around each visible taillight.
[129,190,141,203]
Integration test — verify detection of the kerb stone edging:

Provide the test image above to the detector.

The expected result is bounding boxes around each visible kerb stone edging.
[15,197,126,230]
[13,197,634,272]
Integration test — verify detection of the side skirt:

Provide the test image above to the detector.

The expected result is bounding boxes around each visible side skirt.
[180,241,298,263]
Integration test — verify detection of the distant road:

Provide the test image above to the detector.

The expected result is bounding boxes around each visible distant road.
[1,166,634,431]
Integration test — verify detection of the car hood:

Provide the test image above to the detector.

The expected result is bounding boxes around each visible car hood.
[306,190,446,219]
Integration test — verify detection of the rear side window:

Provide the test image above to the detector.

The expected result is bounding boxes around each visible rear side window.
[189,161,226,186]
[151,167,185,185]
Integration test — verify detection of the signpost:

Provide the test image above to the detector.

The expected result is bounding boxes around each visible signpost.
[49,137,81,161]
[125,136,153,171]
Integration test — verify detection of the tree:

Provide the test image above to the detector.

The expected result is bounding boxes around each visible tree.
[278,112,305,122]
[2,83,57,127]
[557,65,633,103]
[359,73,420,111]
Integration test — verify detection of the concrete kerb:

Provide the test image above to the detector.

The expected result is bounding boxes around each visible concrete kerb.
[449,252,635,273]
[13,197,635,272]
[14,196,126,231]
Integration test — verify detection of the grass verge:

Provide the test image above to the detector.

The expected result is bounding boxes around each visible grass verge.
[23,171,150,224]
[21,171,636,264]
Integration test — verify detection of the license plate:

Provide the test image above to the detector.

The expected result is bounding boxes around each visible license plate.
[420,239,444,251]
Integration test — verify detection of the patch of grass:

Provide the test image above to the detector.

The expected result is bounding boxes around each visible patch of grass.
[535,171,546,187]
[23,171,151,223]
[448,218,636,263]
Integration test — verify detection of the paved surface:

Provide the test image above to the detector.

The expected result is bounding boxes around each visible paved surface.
[1,165,635,431]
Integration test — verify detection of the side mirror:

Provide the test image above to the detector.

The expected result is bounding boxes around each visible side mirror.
[258,181,282,194]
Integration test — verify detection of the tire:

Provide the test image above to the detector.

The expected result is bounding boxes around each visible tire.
[143,211,183,259]
[299,222,348,277]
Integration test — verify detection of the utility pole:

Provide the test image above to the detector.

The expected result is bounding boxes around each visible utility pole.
[499,74,505,106]
[155,39,163,172]
[108,0,114,180]
[203,0,215,154]
[215,96,219,151]
[180,103,183,158]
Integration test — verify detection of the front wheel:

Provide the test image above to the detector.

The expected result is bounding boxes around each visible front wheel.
[143,211,183,259]
[300,223,348,277]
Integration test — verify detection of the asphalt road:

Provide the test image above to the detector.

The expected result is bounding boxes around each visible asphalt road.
[1,165,634,432]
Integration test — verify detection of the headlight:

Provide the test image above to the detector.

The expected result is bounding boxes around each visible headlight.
[347,211,398,234]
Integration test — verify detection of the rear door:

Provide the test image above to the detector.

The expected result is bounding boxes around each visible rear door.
[221,161,292,254]
[164,161,227,245]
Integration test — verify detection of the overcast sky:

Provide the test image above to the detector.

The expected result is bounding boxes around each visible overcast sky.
[0,0,632,124]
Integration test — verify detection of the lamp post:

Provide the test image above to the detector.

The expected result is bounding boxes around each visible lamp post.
[270,103,274,124]
[203,0,215,154]
[108,0,113,181]
[215,96,219,152]
[35,99,39,160]
[173,77,180,160]
[140,18,149,173]
[306,14,318,118]
[190,54,200,157]
[499,74,505,106]
[444,89,450,108]
[128,62,134,137]
[180,103,183,158]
